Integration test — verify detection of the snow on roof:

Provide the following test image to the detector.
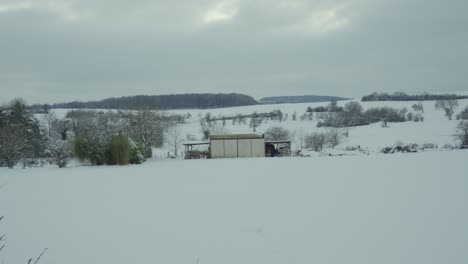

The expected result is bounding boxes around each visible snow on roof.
[209,134,264,140]
[183,141,210,146]
[265,140,292,144]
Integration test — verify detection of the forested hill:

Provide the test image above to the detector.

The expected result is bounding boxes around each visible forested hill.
[48,93,259,110]
[259,95,350,104]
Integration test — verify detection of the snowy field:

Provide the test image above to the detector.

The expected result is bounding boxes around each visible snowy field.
[167,99,468,154]
[2,99,468,264]
[51,98,468,155]
[1,150,468,264]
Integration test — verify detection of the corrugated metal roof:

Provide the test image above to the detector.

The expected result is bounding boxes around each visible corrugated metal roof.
[209,134,264,140]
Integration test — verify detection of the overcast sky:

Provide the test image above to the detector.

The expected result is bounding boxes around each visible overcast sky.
[1,0,467,103]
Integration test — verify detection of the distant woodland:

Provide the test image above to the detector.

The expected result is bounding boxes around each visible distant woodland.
[31,93,258,110]
[361,92,468,102]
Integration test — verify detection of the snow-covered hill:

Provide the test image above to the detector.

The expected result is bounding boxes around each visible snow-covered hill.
[164,99,468,154]
[48,99,468,157]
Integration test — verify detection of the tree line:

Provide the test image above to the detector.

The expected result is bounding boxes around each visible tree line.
[361,92,468,101]
[29,93,258,111]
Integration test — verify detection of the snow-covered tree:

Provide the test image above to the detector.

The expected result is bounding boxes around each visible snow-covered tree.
[456,121,468,148]
[412,102,424,113]
[128,109,167,158]
[265,126,290,141]
[0,99,47,168]
[435,100,459,120]
[344,101,363,115]
[0,124,24,168]
[457,106,468,120]
[49,140,72,168]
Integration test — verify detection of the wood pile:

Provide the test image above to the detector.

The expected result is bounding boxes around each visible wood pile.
[185,150,210,159]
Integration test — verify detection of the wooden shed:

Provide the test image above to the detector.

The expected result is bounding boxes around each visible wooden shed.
[209,134,265,159]
[183,141,210,159]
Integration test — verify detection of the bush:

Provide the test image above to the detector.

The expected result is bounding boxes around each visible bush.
[413,113,424,122]
[72,135,107,165]
[421,143,437,150]
[406,112,414,121]
[130,144,146,164]
[73,133,136,166]
[109,134,131,165]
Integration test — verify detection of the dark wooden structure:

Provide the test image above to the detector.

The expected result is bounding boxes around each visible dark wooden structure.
[265,140,292,157]
[183,141,210,159]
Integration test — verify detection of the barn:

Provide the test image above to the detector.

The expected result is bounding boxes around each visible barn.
[209,134,265,159]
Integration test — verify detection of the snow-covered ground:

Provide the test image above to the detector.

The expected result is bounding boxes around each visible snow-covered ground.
[3,99,468,263]
[1,150,467,264]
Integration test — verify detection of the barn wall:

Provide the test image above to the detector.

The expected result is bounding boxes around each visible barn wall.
[238,139,252,157]
[251,139,265,157]
[223,139,238,158]
[211,140,225,158]
[210,137,265,158]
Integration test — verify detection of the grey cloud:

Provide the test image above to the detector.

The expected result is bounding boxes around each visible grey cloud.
[0,0,467,104]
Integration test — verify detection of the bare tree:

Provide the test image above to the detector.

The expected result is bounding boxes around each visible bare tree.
[200,120,227,139]
[166,124,185,157]
[435,100,459,120]
[305,132,326,151]
[249,112,262,132]
[41,111,57,137]
[326,127,346,148]
[296,128,307,150]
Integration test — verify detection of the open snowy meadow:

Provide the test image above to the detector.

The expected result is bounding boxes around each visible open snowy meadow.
[1,151,467,264]
[1,99,468,264]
